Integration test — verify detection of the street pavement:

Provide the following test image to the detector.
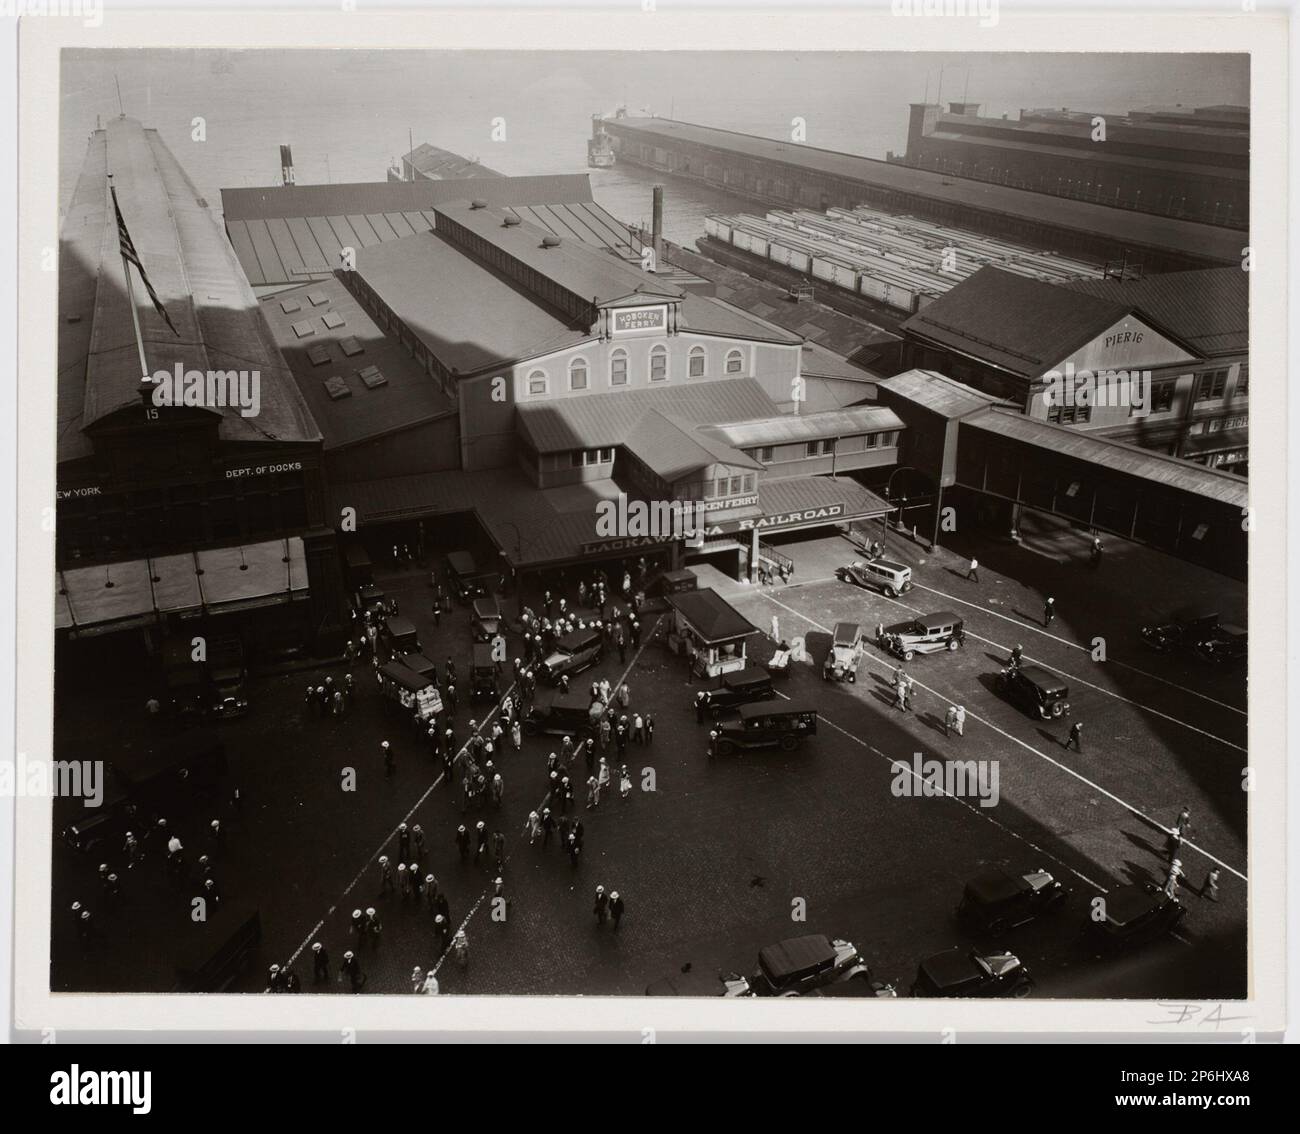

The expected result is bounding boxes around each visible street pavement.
[50,514,1247,1000]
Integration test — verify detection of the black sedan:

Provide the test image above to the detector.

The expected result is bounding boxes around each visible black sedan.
[911,948,1034,998]
[1085,883,1187,951]
[957,868,1069,934]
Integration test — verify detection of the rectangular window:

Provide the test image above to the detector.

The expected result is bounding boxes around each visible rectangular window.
[529,375,547,396]
[743,474,756,494]
[600,448,614,464]
[1235,363,1248,397]
[726,353,744,374]
[570,365,588,391]
[1195,369,1228,401]
[1149,382,1175,413]
[689,353,705,378]
[611,356,628,386]
[864,433,878,448]
[760,446,773,462]
[805,439,834,457]
[651,353,667,381]
[571,451,585,469]
[729,477,743,495]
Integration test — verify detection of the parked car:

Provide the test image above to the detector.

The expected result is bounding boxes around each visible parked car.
[523,691,606,740]
[380,616,421,659]
[472,597,502,643]
[711,703,817,756]
[749,934,873,997]
[1085,883,1187,951]
[1193,623,1247,665]
[60,787,132,856]
[541,628,604,685]
[699,665,774,715]
[995,664,1070,720]
[839,556,913,598]
[957,868,1068,934]
[822,621,865,682]
[470,642,501,702]
[880,612,965,661]
[1139,609,1220,654]
[910,948,1034,998]
[445,550,487,603]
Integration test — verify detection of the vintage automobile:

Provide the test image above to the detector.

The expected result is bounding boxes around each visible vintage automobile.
[380,616,421,659]
[523,691,606,740]
[355,582,387,613]
[749,934,874,997]
[644,971,754,997]
[470,642,502,702]
[1193,622,1247,665]
[910,948,1034,998]
[541,628,604,685]
[1139,609,1220,654]
[445,550,487,603]
[822,621,865,682]
[699,665,775,715]
[472,597,503,643]
[110,737,228,824]
[880,612,965,661]
[839,556,913,598]
[60,786,132,856]
[711,703,817,756]
[995,664,1070,720]
[399,652,439,683]
[1084,883,1187,951]
[957,868,1069,934]
[207,636,250,719]
[377,661,442,722]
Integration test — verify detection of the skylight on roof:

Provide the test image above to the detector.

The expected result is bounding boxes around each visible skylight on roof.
[322,311,346,330]
[323,376,352,400]
[307,291,329,307]
[280,298,302,314]
[339,336,364,357]
[358,367,388,390]
[291,319,315,338]
[307,344,331,366]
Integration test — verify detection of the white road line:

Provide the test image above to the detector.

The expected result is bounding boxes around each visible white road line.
[908,579,1246,717]
[433,615,665,976]
[758,592,1247,884]
[849,588,1246,753]
[284,695,507,968]
[771,688,1112,894]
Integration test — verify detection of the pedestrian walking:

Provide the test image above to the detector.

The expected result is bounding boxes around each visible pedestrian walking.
[1164,857,1183,899]
[434,915,452,956]
[894,679,909,712]
[383,740,396,777]
[944,705,957,736]
[952,705,966,738]
[632,713,645,744]
[1043,597,1056,627]
[695,691,707,725]
[490,772,504,809]
[1166,826,1183,861]
[1201,868,1220,902]
[609,891,625,930]
[1009,644,1023,669]
[491,829,506,871]
[525,810,542,844]
[593,884,608,925]
[586,774,599,809]
[619,764,632,800]
[1090,536,1103,568]
[455,824,470,861]
[452,930,469,968]
[541,808,556,847]
[644,712,654,743]
[511,720,522,752]
[1175,807,1192,837]
[566,831,581,867]
[398,822,411,860]
[1064,721,1083,752]
[412,824,425,859]
[770,615,780,642]
[597,757,611,803]
[366,906,382,944]
[966,558,979,583]
[396,865,409,899]
[312,941,329,984]
[341,951,366,992]
[475,820,488,863]
[425,874,438,910]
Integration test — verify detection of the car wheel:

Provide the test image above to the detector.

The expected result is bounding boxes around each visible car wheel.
[904,650,915,661]
[848,673,856,684]
[1011,981,1033,999]
[948,639,960,651]
[885,586,897,598]
[987,918,1008,935]
[717,740,736,757]
[779,735,797,752]
[1049,702,1064,719]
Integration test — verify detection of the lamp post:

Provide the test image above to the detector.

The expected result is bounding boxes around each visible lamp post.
[499,521,524,618]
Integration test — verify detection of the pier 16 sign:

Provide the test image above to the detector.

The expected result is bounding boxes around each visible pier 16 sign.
[612,305,667,334]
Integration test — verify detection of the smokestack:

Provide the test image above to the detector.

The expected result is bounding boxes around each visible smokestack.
[280,144,295,186]
[651,184,664,266]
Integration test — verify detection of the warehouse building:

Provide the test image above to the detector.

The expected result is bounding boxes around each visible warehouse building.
[891,101,1248,230]
[898,266,1248,472]
[56,117,344,653]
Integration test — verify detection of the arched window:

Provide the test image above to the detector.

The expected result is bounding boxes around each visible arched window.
[725,349,744,375]
[527,369,548,396]
[569,358,589,391]
[688,346,706,378]
[650,347,668,382]
[610,350,629,386]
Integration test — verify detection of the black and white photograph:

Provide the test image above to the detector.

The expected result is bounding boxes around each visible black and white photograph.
[5,3,1292,1057]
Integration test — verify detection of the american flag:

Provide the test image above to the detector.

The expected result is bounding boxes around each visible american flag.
[111,182,180,337]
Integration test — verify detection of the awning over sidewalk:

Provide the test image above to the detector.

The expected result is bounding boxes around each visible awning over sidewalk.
[57,536,309,632]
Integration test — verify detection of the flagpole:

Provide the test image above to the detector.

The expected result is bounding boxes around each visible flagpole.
[110,174,152,384]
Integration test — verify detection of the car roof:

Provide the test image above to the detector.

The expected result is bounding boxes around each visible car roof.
[964,870,1026,905]
[738,701,814,719]
[380,661,431,691]
[385,616,417,635]
[917,611,961,627]
[471,643,496,665]
[472,597,500,617]
[832,621,862,642]
[919,948,979,987]
[1104,884,1163,927]
[1017,664,1067,691]
[446,550,477,572]
[758,935,836,981]
[559,627,601,649]
[872,558,909,572]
